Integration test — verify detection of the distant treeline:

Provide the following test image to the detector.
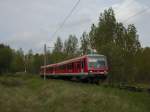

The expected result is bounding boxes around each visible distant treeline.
[0,8,150,84]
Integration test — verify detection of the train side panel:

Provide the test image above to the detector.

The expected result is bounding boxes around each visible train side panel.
[40,54,108,81]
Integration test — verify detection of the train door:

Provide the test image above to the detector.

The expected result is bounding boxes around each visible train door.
[74,63,78,73]
[74,63,77,73]
[76,62,81,73]
[81,60,84,73]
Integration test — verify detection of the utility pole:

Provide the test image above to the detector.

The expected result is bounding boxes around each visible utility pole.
[24,55,27,73]
[44,44,47,80]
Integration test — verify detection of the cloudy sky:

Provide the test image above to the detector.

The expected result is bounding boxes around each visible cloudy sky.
[0,0,150,53]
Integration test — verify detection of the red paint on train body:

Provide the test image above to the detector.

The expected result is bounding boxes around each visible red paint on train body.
[40,54,108,81]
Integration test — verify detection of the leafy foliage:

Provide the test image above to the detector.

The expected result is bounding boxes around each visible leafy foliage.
[10,48,25,73]
[53,37,63,53]
[80,32,89,55]
[64,35,78,57]
[0,44,13,73]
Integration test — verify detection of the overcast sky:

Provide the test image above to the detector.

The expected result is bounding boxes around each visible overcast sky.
[0,0,150,53]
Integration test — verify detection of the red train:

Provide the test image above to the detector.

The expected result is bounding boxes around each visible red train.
[40,54,108,83]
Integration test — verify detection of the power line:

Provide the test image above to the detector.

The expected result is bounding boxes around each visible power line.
[51,0,81,38]
[123,7,150,23]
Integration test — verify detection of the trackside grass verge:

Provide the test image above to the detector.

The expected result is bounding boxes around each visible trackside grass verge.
[0,74,150,112]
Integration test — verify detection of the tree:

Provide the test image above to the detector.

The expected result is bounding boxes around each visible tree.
[135,47,150,83]
[64,35,78,57]
[26,49,34,73]
[32,54,43,73]
[126,24,141,55]
[80,32,89,55]
[96,7,116,49]
[89,24,97,49]
[0,44,13,73]
[53,37,63,53]
[10,48,25,73]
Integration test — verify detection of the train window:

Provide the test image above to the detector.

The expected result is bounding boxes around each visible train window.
[56,66,58,70]
[59,66,61,70]
[88,56,106,68]
[67,64,69,69]
[61,65,63,70]
[67,64,70,69]
[72,63,74,69]
[62,65,65,70]
[46,67,52,72]
[81,60,84,68]
[77,62,80,69]
[68,63,73,70]
[63,65,66,70]
[59,65,65,70]
[70,63,73,69]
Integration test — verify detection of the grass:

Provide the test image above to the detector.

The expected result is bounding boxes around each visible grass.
[0,74,150,112]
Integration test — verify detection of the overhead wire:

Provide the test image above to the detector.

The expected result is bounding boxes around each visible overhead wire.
[42,0,81,53]
[123,6,150,23]
[49,0,150,47]
[51,0,150,41]
[51,0,81,38]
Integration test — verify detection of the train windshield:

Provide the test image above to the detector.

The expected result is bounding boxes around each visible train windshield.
[88,55,107,69]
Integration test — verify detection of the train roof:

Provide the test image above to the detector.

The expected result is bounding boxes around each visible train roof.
[41,54,105,68]
[87,54,105,57]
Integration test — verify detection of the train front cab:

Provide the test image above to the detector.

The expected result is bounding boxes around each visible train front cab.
[86,54,108,81]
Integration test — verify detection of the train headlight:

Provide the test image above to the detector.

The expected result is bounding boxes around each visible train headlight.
[104,71,108,74]
[90,70,93,73]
